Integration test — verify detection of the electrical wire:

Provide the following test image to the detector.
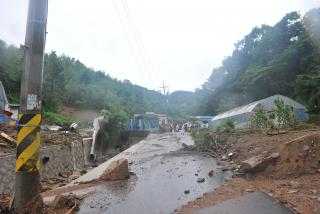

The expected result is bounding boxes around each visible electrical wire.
[112,0,149,84]
[121,0,160,81]
[120,0,160,83]
[119,0,154,85]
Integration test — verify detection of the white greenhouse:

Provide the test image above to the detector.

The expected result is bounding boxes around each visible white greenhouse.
[209,94,308,130]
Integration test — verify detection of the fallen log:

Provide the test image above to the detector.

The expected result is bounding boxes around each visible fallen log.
[284,133,315,145]
[267,130,288,136]
[0,132,16,145]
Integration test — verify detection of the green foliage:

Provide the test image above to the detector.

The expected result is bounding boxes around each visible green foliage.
[191,128,228,151]
[193,8,320,116]
[100,109,112,118]
[191,128,216,150]
[109,108,128,126]
[0,41,22,102]
[43,112,73,126]
[43,51,64,112]
[0,40,194,119]
[100,107,129,146]
[251,104,268,129]
[217,97,237,113]
[217,118,235,132]
[274,99,295,128]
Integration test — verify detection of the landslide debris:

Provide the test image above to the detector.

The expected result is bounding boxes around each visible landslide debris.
[179,126,320,214]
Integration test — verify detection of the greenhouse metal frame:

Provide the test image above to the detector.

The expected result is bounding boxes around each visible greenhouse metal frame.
[209,94,308,130]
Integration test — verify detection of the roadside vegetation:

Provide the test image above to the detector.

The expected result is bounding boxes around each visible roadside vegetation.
[190,8,320,117]
[191,99,304,152]
[251,99,296,130]
[43,111,73,126]
[0,40,194,120]
[99,108,129,149]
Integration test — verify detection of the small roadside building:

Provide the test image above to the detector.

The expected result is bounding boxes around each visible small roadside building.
[209,94,308,130]
[0,81,9,112]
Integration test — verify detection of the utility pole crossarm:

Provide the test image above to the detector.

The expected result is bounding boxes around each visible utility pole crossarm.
[159,81,169,96]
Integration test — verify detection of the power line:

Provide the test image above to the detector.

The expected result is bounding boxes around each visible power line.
[112,0,149,84]
[120,0,160,82]
[119,0,154,85]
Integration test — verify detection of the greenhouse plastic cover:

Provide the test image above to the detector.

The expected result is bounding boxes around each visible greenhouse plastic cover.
[212,94,306,121]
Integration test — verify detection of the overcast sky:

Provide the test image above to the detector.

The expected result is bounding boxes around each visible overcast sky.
[0,0,319,92]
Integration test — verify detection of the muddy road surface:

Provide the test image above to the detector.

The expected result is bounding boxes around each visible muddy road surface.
[78,133,231,214]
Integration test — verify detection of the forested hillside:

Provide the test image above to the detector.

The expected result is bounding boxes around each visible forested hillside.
[0,41,189,118]
[194,8,320,115]
[1,8,319,119]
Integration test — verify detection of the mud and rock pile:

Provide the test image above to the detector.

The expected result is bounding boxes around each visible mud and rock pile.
[264,133,320,178]
[214,129,320,177]
[179,127,320,214]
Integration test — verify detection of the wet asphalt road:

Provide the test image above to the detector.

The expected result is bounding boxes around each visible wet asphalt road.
[78,133,232,214]
[197,192,293,214]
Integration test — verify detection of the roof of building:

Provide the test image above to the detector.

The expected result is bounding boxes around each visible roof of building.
[212,94,306,121]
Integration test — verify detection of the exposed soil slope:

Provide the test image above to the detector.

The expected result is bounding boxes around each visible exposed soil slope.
[178,127,320,214]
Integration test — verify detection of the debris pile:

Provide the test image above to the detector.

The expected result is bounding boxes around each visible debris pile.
[46,193,81,214]
[0,192,12,213]
[41,130,83,146]
[179,127,320,214]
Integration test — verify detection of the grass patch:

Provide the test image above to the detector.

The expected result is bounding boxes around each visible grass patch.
[43,111,73,126]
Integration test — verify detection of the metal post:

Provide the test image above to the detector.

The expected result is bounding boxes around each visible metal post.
[159,81,169,123]
[15,0,48,212]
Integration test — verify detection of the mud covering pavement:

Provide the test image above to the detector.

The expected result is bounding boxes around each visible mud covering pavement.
[77,133,232,214]
[42,132,297,214]
[196,192,293,214]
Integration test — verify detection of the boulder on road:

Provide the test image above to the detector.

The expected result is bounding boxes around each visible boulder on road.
[100,158,129,181]
[197,177,205,183]
[182,143,196,151]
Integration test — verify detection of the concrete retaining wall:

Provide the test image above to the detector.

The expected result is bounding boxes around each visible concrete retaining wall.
[0,139,92,195]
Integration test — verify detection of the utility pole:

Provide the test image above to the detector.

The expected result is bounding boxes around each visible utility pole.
[159,81,169,123]
[15,0,48,212]
[159,81,169,98]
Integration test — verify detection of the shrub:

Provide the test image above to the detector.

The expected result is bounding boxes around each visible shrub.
[191,128,215,150]
[217,118,235,132]
[251,104,268,129]
[274,99,295,128]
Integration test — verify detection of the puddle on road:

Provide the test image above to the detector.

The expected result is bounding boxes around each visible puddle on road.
[79,153,232,214]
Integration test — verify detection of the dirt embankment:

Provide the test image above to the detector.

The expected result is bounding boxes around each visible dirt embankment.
[59,105,100,124]
[178,127,320,214]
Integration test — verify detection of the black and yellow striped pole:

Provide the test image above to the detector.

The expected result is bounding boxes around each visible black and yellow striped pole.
[15,0,48,212]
